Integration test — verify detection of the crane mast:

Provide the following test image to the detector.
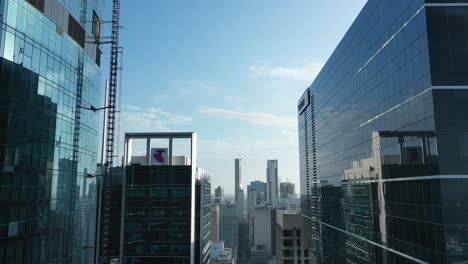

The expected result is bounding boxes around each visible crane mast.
[105,0,121,169]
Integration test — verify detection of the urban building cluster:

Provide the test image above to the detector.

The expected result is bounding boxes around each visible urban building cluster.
[210,158,305,264]
[0,0,467,264]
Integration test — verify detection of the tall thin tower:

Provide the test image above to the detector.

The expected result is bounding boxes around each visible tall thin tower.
[266,160,278,206]
[235,158,242,204]
[235,158,244,221]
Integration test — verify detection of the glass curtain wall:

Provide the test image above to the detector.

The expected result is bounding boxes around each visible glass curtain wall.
[0,0,103,263]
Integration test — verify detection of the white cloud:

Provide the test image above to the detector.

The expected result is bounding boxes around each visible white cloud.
[108,105,194,158]
[249,62,323,81]
[199,106,296,129]
[119,105,193,133]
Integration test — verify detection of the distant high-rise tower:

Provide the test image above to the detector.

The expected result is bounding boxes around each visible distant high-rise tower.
[211,205,220,242]
[220,202,238,258]
[247,180,267,248]
[266,160,279,206]
[250,180,267,203]
[235,158,245,221]
[214,186,224,204]
[253,204,276,256]
[280,182,295,199]
[195,170,212,264]
[247,186,257,246]
[235,159,242,202]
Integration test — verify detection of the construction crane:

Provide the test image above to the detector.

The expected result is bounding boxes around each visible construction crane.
[92,0,121,263]
[105,0,121,171]
[100,0,121,261]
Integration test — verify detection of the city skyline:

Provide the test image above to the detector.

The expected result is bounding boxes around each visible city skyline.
[3,0,467,263]
[115,0,368,193]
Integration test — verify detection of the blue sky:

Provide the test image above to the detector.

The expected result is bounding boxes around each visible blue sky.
[107,0,367,194]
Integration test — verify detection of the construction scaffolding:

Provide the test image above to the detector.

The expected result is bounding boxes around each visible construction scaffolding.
[105,0,121,170]
[96,0,121,263]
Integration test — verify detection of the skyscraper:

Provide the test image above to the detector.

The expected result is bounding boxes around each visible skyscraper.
[237,222,249,263]
[211,204,220,243]
[279,182,295,199]
[219,202,238,258]
[215,185,224,204]
[252,204,277,258]
[119,132,211,264]
[253,205,275,256]
[247,180,268,248]
[298,1,468,263]
[266,160,278,206]
[234,158,245,221]
[0,0,103,262]
[275,211,314,264]
[195,168,212,264]
[235,159,242,203]
[250,180,267,203]
[247,186,257,248]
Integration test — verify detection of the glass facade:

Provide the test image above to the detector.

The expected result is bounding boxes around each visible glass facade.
[298,0,468,263]
[0,0,103,263]
[121,133,211,264]
[123,166,213,264]
[195,169,212,264]
[219,202,238,258]
[123,165,193,264]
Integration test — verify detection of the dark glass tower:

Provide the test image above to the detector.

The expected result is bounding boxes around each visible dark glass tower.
[119,132,211,264]
[298,1,468,263]
[219,202,238,258]
[0,0,103,263]
[123,164,193,264]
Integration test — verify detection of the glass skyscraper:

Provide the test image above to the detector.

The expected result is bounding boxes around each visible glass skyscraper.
[120,132,211,264]
[219,202,238,258]
[0,0,103,263]
[235,158,245,222]
[195,168,212,264]
[298,0,468,263]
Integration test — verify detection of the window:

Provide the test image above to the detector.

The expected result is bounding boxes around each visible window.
[283,249,293,257]
[283,239,293,247]
[26,0,45,13]
[427,6,468,85]
[67,15,85,48]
